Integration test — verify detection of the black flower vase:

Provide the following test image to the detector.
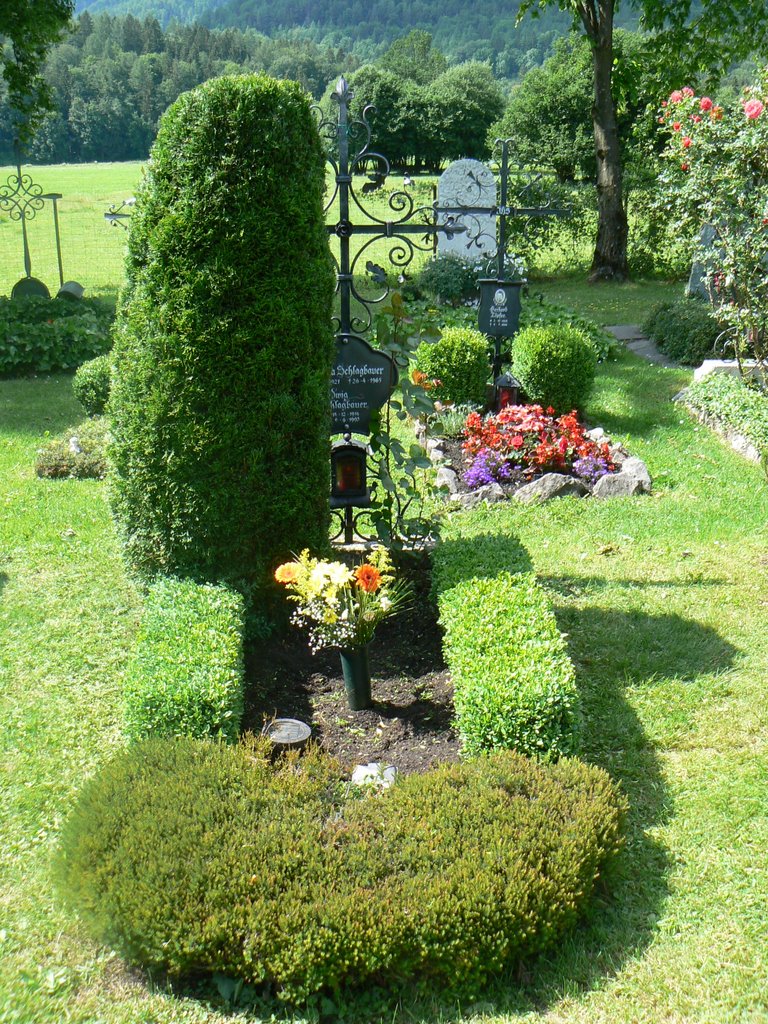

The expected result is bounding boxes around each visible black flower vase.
[339,645,372,711]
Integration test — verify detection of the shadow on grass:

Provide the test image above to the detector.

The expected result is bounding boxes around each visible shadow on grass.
[327,598,735,1022]
[0,374,80,439]
[587,350,689,440]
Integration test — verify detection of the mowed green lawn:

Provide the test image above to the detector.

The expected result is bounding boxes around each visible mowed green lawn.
[2,343,768,1022]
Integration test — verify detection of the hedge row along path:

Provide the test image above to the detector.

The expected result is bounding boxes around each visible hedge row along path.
[2,343,768,1022]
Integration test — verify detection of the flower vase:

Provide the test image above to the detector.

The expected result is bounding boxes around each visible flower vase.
[339,645,372,711]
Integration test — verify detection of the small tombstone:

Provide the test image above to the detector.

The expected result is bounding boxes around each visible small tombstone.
[437,158,497,261]
[331,334,398,436]
[686,223,720,303]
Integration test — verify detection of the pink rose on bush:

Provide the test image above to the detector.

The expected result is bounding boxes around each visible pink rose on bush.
[700,97,713,112]
[682,136,692,148]
[744,99,764,120]
[669,90,683,103]
[682,87,695,98]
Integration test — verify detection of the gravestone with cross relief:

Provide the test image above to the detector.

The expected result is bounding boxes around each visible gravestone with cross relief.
[436,159,497,262]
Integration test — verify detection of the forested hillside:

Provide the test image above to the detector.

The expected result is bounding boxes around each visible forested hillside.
[73,0,638,71]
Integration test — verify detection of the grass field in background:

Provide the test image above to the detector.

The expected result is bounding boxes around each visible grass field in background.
[0,162,683,315]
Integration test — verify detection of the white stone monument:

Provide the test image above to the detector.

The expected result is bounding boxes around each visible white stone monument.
[436,158,497,262]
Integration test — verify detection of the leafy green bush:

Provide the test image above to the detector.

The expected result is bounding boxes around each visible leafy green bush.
[686,372,768,454]
[642,297,723,366]
[124,577,245,743]
[35,417,110,479]
[73,353,112,415]
[109,75,335,600]
[0,296,113,376]
[56,737,625,1002]
[416,253,480,305]
[432,526,579,759]
[511,323,597,413]
[415,325,490,405]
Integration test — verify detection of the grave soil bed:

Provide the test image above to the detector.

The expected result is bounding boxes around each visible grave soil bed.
[243,563,459,775]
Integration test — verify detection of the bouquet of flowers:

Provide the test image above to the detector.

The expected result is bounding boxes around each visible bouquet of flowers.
[274,548,411,653]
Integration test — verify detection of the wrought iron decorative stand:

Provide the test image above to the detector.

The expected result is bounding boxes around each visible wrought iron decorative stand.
[0,149,82,299]
[316,78,568,542]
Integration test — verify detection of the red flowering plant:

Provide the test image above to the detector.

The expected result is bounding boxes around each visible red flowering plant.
[657,71,768,384]
[461,405,614,489]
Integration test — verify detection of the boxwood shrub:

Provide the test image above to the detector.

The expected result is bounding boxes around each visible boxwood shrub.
[109,75,335,599]
[415,325,491,405]
[124,577,245,742]
[432,523,579,759]
[511,323,597,414]
[72,353,112,415]
[56,737,625,1002]
[686,371,768,454]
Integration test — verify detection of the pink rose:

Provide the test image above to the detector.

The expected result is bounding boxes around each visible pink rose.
[700,97,713,112]
[744,99,764,120]
[682,87,695,98]
[691,115,702,123]
[672,121,682,131]
[669,90,683,103]
[682,136,692,148]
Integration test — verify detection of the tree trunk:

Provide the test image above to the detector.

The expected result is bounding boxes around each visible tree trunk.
[587,4,629,281]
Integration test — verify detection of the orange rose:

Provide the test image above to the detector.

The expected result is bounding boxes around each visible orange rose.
[355,564,382,593]
[275,563,299,584]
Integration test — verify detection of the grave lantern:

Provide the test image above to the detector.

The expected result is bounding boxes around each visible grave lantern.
[494,371,522,411]
[330,439,371,507]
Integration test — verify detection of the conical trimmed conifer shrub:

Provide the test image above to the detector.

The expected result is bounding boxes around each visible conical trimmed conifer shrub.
[109,75,335,603]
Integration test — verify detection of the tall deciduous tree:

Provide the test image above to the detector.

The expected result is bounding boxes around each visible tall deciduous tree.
[0,0,73,144]
[519,0,768,281]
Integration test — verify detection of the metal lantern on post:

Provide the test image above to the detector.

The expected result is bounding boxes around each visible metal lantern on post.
[330,439,371,543]
[494,371,522,411]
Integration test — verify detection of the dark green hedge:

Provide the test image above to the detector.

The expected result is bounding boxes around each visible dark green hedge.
[0,296,113,376]
[642,298,722,366]
[56,737,625,1003]
[109,75,335,599]
[432,519,580,759]
[124,577,245,742]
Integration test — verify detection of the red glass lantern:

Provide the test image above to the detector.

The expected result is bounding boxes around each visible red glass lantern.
[330,440,371,507]
[495,371,522,411]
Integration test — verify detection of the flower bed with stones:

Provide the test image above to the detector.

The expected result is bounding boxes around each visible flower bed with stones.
[416,411,652,506]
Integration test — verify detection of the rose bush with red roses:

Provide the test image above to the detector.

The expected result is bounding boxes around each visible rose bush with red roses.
[657,71,768,384]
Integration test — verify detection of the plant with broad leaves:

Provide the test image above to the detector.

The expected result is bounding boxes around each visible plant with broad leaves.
[367,292,443,549]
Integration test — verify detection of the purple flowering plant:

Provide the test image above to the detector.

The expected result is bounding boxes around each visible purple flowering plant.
[463,447,513,488]
[572,455,611,485]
